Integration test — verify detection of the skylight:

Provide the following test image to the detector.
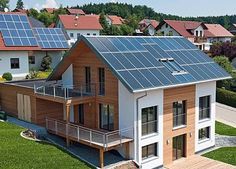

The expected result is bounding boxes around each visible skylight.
[160,58,186,75]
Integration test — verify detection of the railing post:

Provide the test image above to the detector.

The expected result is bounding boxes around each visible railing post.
[55,121,58,134]
[103,135,106,148]
[34,84,36,94]
[80,85,83,97]
[66,123,69,147]
[77,126,80,141]
[89,130,92,144]
[120,130,122,146]
[53,86,56,98]
[43,86,45,95]
[64,88,67,99]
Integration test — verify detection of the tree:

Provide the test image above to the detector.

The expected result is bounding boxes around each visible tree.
[41,55,52,71]
[28,8,39,18]
[16,0,24,9]
[53,5,67,22]
[99,12,109,35]
[38,12,54,27]
[0,0,9,12]
[210,42,236,61]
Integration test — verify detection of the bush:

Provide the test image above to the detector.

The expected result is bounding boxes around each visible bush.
[0,77,6,82]
[26,70,39,79]
[41,55,52,71]
[2,72,13,81]
[216,88,236,108]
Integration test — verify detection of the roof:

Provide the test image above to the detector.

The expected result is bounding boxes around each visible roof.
[66,8,85,15]
[48,36,231,93]
[58,15,103,30]
[12,8,28,14]
[157,20,206,38]
[204,24,234,38]
[28,17,45,28]
[48,23,55,28]
[44,8,56,13]
[139,19,159,29]
[107,15,124,25]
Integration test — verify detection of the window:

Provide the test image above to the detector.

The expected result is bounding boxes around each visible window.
[28,56,35,64]
[70,33,74,38]
[173,101,186,127]
[199,31,203,37]
[70,42,75,46]
[10,58,19,69]
[93,33,96,36]
[142,106,157,136]
[142,143,158,160]
[98,68,105,95]
[99,104,114,131]
[199,96,210,120]
[160,58,185,74]
[78,104,84,124]
[85,67,91,93]
[87,33,90,36]
[77,33,80,39]
[165,24,169,28]
[196,30,199,37]
[198,127,210,141]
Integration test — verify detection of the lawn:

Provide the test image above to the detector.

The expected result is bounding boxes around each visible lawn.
[203,147,236,166]
[0,121,92,169]
[215,121,236,136]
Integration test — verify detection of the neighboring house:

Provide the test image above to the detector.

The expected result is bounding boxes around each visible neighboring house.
[12,8,28,14]
[0,36,230,168]
[204,24,234,50]
[56,15,102,46]
[139,19,159,36]
[156,20,233,51]
[0,13,69,79]
[66,8,85,15]
[105,15,124,26]
[42,8,56,14]
[228,24,236,35]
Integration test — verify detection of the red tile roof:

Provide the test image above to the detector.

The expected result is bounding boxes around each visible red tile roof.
[204,24,234,38]
[44,8,56,13]
[12,8,28,14]
[58,15,103,30]
[139,19,159,31]
[67,8,85,15]
[107,15,124,25]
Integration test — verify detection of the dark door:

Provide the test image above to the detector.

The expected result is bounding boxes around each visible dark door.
[173,135,185,160]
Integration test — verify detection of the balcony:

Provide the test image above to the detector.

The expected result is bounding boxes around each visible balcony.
[194,36,207,43]
[46,118,134,150]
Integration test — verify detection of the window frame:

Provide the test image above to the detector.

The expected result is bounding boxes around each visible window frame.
[199,95,211,121]
[173,100,187,128]
[142,143,158,160]
[141,106,158,136]
[98,67,105,96]
[99,104,114,131]
[85,67,91,93]
[10,58,20,69]
[198,127,210,141]
[28,55,35,64]
[69,33,74,38]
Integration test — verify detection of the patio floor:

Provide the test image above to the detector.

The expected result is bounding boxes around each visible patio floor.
[164,155,236,169]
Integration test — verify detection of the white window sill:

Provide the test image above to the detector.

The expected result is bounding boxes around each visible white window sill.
[173,125,186,131]
[199,118,211,123]
[198,138,210,144]
[142,156,159,164]
[141,133,159,140]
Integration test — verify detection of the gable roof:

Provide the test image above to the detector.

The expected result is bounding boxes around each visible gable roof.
[58,15,103,30]
[139,19,159,29]
[66,8,85,15]
[107,15,124,25]
[28,17,45,28]
[204,24,234,38]
[157,20,206,38]
[48,36,230,93]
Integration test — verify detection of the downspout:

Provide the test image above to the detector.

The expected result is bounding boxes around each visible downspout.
[135,91,147,167]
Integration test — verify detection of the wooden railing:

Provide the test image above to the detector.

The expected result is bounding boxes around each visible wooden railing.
[194,36,207,43]
[46,118,134,148]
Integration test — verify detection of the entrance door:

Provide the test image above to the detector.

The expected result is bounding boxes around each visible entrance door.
[17,93,31,122]
[173,135,185,160]
[99,104,114,131]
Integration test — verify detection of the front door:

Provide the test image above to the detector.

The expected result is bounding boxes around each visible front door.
[173,134,185,160]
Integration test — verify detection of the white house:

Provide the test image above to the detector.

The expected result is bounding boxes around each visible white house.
[56,15,103,46]
[139,19,159,36]
[105,15,124,26]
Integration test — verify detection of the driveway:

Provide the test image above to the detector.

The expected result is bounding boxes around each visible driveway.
[216,103,236,128]
[164,155,236,169]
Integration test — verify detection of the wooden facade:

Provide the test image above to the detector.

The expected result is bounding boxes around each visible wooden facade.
[163,85,196,165]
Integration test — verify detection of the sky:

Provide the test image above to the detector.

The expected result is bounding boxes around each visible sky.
[9,0,236,17]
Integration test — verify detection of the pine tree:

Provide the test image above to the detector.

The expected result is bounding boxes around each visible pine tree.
[16,0,24,9]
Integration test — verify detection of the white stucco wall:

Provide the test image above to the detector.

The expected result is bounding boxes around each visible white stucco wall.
[147,25,156,36]
[157,23,180,36]
[0,51,29,78]
[205,37,232,51]
[195,81,216,152]
[193,26,205,37]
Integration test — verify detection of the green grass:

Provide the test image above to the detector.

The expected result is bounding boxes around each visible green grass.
[215,121,236,136]
[203,147,236,166]
[0,121,92,169]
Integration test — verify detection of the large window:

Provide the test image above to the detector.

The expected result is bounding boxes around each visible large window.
[99,104,114,131]
[142,106,157,136]
[78,104,84,124]
[173,101,186,127]
[198,127,210,141]
[28,56,35,64]
[98,68,105,95]
[85,67,91,93]
[199,96,210,120]
[10,58,20,69]
[142,143,158,160]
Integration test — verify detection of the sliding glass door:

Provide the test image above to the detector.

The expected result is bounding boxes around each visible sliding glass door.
[173,135,185,160]
[99,104,114,131]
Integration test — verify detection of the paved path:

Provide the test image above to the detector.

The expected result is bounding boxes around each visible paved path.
[216,103,236,128]
[215,134,236,147]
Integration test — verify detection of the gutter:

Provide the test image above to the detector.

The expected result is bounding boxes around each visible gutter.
[135,91,147,166]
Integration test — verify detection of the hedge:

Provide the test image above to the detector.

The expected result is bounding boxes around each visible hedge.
[216,88,236,108]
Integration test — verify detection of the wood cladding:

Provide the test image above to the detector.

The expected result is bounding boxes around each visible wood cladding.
[163,85,196,165]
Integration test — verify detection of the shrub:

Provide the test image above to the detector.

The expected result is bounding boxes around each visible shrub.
[37,71,52,79]
[2,72,13,81]
[25,70,38,79]
[41,54,52,71]
[216,88,236,108]
[0,77,6,82]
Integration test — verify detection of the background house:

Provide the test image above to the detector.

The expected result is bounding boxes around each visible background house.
[139,19,159,36]
[105,15,124,26]
[228,24,236,35]
[56,15,103,46]
[66,8,85,15]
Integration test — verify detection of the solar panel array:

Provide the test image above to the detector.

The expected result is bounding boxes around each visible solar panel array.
[85,36,230,92]
[0,14,38,46]
[33,28,69,49]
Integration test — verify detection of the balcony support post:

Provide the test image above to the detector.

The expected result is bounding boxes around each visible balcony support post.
[99,148,104,168]
[66,104,70,147]
[125,142,130,160]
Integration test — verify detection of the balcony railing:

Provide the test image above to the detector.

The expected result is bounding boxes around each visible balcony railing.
[142,120,158,136]
[173,113,186,128]
[34,83,96,99]
[194,36,207,43]
[199,107,210,120]
[46,118,134,148]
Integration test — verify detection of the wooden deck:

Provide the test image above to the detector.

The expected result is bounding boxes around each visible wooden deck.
[165,155,236,169]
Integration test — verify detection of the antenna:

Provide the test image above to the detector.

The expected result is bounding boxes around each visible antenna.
[4,8,9,12]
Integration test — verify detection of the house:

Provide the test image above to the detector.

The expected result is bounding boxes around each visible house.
[66,8,85,15]
[204,24,234,50]
[0,36,230,168]
[228,24,236,35]
[156,20,234,51]
[56,15,102,46]
[42,8,56,14]
[12,8,28,14]
[139,19,159,36]
[105,15,124,26]
[0,13,69,79]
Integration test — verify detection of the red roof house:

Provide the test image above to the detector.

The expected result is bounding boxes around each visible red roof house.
[204,24,234,38]
[106,15,124,26]
[66,8,85,15]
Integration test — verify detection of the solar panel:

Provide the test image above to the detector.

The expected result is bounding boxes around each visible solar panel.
[33,28,69,49]
[85,36,230,92]
[0,14,38,46]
